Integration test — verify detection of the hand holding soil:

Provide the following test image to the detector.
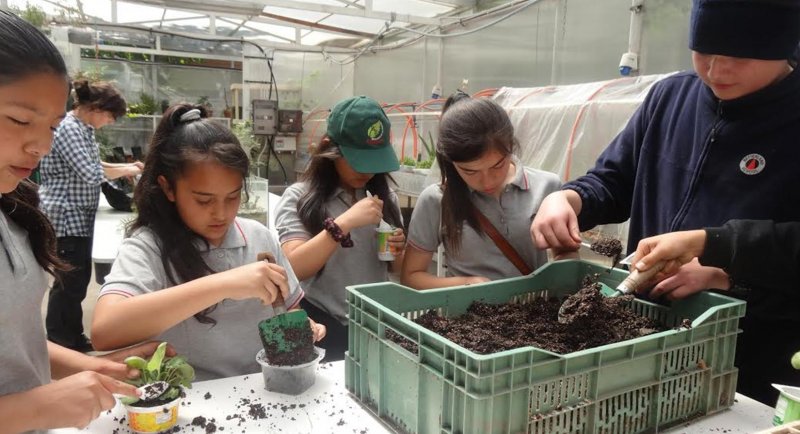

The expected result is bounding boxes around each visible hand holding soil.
[530,190,582,250]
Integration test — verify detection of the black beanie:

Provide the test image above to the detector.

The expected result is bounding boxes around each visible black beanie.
[689,0,800,60]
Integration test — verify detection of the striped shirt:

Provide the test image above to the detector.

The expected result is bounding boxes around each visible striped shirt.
[39,112,106,237]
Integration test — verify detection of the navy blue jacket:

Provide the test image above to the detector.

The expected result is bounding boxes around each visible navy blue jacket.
[566,68,800,319]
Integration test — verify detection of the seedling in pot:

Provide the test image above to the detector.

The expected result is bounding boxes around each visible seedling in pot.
[121,341,195,406]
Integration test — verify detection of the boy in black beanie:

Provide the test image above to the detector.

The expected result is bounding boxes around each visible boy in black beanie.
[533,0,800,405]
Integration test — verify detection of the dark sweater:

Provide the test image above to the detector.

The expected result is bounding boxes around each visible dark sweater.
[565,68,800,320]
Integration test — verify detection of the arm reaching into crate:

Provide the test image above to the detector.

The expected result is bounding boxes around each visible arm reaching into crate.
[632,220,800,299]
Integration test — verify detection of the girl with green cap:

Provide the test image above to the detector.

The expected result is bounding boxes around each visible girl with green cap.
[274,95,405,361]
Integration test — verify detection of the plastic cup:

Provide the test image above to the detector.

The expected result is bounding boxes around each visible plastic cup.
[773,384,800,426]
[256,347,325,395]
[124,397,181,433]
[376,228,395,261]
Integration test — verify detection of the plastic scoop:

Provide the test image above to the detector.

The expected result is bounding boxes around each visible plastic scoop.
[256,252,312,365]
[557,261,666,324]
[365,190,392,231]
[136,381,169,401]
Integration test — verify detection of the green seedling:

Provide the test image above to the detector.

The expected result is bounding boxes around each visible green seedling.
[121,342,195,405]
[401,156,417,167]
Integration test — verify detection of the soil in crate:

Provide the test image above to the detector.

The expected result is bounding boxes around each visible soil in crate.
[388,279,667,355]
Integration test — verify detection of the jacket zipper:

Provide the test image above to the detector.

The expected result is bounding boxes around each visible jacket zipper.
[669,103,723,232]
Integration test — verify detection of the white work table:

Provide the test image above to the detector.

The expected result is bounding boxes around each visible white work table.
[92,195,135,265]
[51,361,777,434]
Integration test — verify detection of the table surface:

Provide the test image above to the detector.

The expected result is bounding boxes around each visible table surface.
[51,361,777,434]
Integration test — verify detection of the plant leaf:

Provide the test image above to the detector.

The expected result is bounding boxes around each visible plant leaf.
[120,396,139,406]
[146,342,168,375]
[124,356,148,371]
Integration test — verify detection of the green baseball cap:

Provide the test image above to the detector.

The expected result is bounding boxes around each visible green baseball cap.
[326,96,399,174]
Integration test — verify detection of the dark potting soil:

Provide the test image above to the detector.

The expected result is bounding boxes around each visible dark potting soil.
[261,325,315,366]
[129,388,183,408]
[590,237,624,266]
[389,277,666,355]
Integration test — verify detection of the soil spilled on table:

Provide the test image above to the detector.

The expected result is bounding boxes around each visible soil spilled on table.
[389,275,666,355]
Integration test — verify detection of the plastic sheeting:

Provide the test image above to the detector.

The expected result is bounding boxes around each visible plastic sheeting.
[493,72,676,247]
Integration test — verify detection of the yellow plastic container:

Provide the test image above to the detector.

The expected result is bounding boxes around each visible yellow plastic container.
[124,397,181,433]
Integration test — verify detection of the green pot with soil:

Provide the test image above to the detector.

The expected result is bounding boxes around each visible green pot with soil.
[257,318,324,395]
[120,342,195,433]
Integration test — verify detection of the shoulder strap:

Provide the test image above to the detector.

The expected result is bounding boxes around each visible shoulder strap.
[473,208,533,275]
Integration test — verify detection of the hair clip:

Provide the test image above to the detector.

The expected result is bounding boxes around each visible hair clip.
[179,108,202,123]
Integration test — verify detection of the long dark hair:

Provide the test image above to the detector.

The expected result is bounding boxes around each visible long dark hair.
[72,80,127,119]
[297,136,402,234]
[131,103,249,324]
[436,98,517,253]
[0,10,69,275]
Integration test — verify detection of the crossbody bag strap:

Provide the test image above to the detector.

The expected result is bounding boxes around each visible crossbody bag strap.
[473,208,533,275]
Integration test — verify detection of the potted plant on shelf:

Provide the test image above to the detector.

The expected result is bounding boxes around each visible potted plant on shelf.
[121,342,195,434]
[414,132,436,175]
[400,156,417,172]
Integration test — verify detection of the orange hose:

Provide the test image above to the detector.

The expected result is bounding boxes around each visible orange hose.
[472,88,498,98]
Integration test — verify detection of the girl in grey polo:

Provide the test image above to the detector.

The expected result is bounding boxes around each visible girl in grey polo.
[0,11,157,432]
[275,96,405,362]
[402,98,561,289]
[91,104,325,381]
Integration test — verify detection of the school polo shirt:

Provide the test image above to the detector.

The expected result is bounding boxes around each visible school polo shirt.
[407,162,561,280]
[274,183,400,325]
[0,210,50,429]
[100,217,303,381]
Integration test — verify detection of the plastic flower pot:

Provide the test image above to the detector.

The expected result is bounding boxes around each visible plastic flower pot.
[256,346,325,395]
[773,384,800,426]
[123,396,181,433]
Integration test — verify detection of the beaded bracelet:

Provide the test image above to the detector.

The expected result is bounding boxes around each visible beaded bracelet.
[323,217,354,248]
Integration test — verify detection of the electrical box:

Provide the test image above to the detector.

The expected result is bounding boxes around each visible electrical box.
[273,135,297,152]
[278,110,303,133]
[252,100,277,135]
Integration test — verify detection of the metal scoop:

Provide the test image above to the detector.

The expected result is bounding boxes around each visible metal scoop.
[137,381,169,401]
[557,262,666,324]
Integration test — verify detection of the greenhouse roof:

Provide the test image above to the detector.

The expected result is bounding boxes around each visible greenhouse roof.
[6,0,519,53]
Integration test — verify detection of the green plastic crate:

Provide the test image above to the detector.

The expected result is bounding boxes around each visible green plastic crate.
[345,260,746,434]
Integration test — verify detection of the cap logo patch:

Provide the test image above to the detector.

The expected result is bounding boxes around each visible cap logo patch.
[366,120,383,145]
[739,153,765,175]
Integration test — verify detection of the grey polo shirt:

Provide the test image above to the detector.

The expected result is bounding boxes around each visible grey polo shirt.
[274,183,400,325]
[407,162,561,280]
[0,210,50,426]
[99,217,303,381]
